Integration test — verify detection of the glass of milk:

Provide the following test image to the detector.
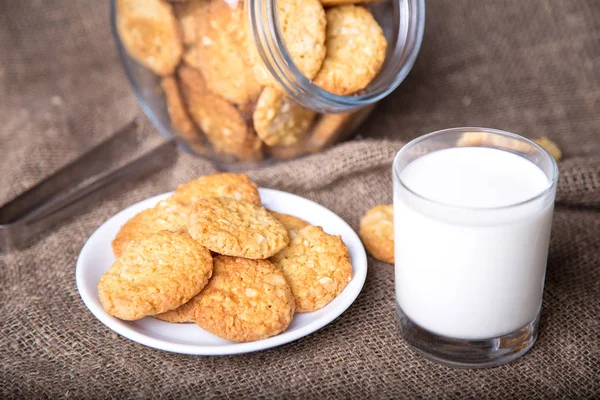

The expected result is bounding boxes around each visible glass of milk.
[393,127,558,368]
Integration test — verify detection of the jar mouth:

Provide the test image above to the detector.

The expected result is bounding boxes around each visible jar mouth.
[248,0,426,113]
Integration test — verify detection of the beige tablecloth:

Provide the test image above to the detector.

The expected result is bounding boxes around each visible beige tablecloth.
[1,1,599,398]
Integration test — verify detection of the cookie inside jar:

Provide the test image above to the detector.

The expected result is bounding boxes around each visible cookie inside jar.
[114,0,423,165]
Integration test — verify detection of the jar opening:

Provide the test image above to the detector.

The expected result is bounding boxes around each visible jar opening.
[247,0,425,113]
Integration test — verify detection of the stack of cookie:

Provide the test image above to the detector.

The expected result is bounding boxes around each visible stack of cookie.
[98,173,353,342]
[116,0,388,161]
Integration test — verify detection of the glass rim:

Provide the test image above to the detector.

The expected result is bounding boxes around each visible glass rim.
[393,127,560,211]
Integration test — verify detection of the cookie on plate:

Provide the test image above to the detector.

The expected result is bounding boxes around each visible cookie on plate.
[250,0,327,86]
[171,173,261,207]
[111,198,189,258]
[359,204,394,264]
[99,231,213,320]
[192,256,295,342]
[270,225,353,312]
[253,87,316,146]
[313,5,387,95]
[269,211,310,232]
[117,0,182,76]
[182,0,262,106]
[188,197,289,259]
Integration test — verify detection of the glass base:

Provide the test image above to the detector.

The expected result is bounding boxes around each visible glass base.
[396,304,539,368]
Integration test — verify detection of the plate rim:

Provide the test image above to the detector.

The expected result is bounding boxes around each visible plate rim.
[76,188,367,355]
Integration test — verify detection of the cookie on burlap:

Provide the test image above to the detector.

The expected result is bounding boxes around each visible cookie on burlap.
[250,0,327,86]
[270,225,353,312]
[188,197,289,259]
[99,231,213,320]
[192,256,295,342]
[117,0,182,76]
[269,211,310,232]
[253,87,316,146]
[111,198,189,258]
[534,137,562,161]
[182,0,262,106]
[161,76,204,149]
[182,88,263,161]
[171,173,261,207]
[313,5,387,95]
[359,204,394,264]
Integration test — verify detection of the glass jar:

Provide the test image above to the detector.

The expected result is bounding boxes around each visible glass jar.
[111,0,425,169]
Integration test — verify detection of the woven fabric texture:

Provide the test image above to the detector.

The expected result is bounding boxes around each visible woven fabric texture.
[1,0,599,398]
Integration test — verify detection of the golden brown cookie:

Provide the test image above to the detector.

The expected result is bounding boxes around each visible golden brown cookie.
[313,5,387,95]
[306,112,352,152]
[173,0,203,45]
[192,256,295,342]
[117,0,183,76]
[188,197,289,259]
[270,225,353,312]
[359,204,394,264]
[111,198,189,258]
[171,173,261,207]
[266,141,310,160]
[98,231,213,320]
[177,64,207,95]
[182,0,262,106]
[253,87,316,146]
[161,76,204,148]
[250,0,327,85]
[456,131,536,154]
[319,0,383,5]
[269,211,310,232]
[534,137,562,161]
[182,88,263,161]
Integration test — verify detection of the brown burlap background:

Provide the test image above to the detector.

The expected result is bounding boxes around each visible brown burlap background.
[1,1,599,398]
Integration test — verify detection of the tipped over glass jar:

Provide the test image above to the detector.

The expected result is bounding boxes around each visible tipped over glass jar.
[111,0,424,169]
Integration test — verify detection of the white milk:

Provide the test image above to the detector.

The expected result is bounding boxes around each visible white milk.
[394,147,554,340]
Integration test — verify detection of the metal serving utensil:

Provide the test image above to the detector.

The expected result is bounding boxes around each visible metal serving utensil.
[0,120,177,252]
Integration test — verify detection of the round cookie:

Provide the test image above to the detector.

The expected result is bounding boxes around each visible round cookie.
[98,231,213,320]
[188,197,290,259]
[319,0,382,5]
[117,0,182,76]
[270,225,353,312]
[266,141,309,160]
[306,112,352,152]
[269,211,310,232]
[359,204,394,264]
[253,87,316,146]
[177,64,207,95]
[183,88,263,161]
[250,0,327,86]
[170,173,261,207]
[534,137,562,161]
[182,0,262,106]
[111,198,189,258]
[313,5,387,95]
[193,256,295,342]
[161,76,204,149]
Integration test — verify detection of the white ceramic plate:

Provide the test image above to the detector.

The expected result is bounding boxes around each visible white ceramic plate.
[76,188,367,355]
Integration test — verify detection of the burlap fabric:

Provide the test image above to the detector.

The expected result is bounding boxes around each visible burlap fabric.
[1,0,599,398]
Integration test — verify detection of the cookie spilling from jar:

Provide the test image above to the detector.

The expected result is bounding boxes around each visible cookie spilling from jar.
[98,173,354,343]
[116,0,388,161]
